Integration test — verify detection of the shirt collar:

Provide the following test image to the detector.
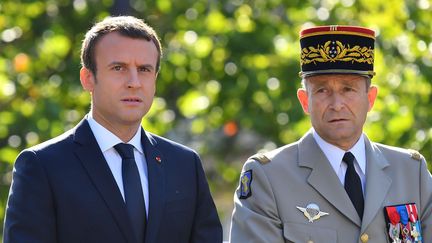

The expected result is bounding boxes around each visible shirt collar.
[312,129,366,174]
[87,114,143,154]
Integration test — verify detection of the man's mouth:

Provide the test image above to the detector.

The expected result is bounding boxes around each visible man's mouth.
[329,118,348,123]
[121,97,142,103]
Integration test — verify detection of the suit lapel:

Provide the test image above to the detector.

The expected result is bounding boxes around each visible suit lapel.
[360,137,391,232]
[73,119,137,243]
[142,131,165,243]
[298,131,362,226]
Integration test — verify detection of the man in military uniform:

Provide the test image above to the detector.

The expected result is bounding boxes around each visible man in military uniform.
[229,25,432,243]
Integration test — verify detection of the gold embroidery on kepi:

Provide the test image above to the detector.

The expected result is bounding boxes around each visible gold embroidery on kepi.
[301,41,374,65]
[299,25,376,78]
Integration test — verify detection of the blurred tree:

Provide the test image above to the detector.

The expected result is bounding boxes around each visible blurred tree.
[1,0,431,238]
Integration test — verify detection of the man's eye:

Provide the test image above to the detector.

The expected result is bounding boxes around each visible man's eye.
[344,87,355,92]
[113,66,123,71]
[138,67,150,72]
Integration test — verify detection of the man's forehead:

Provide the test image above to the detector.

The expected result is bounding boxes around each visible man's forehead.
[305,74,367,83]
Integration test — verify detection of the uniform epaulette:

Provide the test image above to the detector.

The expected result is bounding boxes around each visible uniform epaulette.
[409,149,424,161]
[250,154,271,165]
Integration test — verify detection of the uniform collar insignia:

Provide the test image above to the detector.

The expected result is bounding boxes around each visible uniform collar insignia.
[297,203,329,222]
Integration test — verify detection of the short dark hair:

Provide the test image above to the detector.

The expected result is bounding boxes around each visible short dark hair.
[80,16,163,75]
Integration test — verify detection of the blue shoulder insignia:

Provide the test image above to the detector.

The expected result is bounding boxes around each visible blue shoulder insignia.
[239,170,253,199]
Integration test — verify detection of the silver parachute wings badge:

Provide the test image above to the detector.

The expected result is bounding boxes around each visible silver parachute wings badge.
[296,203,329,223]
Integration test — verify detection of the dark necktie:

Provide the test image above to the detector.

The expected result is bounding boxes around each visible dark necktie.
[343,152,364,219]
[114,143,146,242]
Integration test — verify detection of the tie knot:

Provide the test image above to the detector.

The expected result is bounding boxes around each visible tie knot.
[114,143,135,159]
[343,152,355,166]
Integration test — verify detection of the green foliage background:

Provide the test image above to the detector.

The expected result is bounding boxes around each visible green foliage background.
[1,0,431,238]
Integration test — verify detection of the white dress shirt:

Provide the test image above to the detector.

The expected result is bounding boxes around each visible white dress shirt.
[312,129,367,194]
[87,115,149,216]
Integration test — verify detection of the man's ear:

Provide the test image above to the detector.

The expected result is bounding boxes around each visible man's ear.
[367,85,378,111]
[297,88,310,114]
[80,67,95,92]
[153,71,159,95]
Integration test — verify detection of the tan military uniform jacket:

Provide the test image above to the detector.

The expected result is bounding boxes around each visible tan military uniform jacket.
[230,131,432,243]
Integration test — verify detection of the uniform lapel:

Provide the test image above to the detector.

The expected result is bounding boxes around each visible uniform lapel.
[72,119,137,243]
[142,131,165,243]
[360,137,391,232]
[298,131,362,226]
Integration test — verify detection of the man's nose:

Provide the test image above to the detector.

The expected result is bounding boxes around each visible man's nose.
[127,69,141,88]
[329,93,345,111]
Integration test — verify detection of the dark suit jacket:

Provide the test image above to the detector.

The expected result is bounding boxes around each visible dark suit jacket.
[4,119,222,243]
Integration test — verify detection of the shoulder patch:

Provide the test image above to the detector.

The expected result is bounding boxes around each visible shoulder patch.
[409,149,424,161]
[239,170,253,199]
[250,154,271,164]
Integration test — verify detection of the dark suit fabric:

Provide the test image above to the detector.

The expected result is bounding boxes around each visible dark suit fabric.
[4,119,222,243]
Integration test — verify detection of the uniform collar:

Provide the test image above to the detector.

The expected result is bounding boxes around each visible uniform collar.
[312,129,366,174]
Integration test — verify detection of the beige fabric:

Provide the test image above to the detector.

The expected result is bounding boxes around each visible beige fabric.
[230,131,432,243]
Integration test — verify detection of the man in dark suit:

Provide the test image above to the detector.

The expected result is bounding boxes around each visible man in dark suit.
[3,16,222,243]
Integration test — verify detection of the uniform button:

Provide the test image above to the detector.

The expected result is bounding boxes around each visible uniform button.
[360,233,369,243]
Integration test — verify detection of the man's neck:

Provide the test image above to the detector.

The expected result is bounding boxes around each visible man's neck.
[89,112,141,142]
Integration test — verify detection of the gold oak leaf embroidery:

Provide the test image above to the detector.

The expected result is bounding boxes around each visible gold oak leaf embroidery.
[301,40,374,65]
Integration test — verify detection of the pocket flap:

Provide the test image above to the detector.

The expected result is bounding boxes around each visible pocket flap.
[283,222,337,242]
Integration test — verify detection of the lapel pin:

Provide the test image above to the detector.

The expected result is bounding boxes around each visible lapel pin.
[297,203,329,222]
[155,156,161,163]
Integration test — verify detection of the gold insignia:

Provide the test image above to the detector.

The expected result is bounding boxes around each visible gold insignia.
[360,233,369,243]
[409,149,423,161]
[301,40,374,66]
[251,154,270,164]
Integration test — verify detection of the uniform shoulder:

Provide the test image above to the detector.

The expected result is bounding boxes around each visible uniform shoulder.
[375,143,425,162]
[407,149,424,161]
[248,142,299,165]
[249,153,271,165]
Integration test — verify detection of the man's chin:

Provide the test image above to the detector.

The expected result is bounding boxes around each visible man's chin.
[118,114,144,126]
[320,127,359,140]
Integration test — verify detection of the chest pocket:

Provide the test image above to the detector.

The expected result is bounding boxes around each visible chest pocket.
[283,222,337,243]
